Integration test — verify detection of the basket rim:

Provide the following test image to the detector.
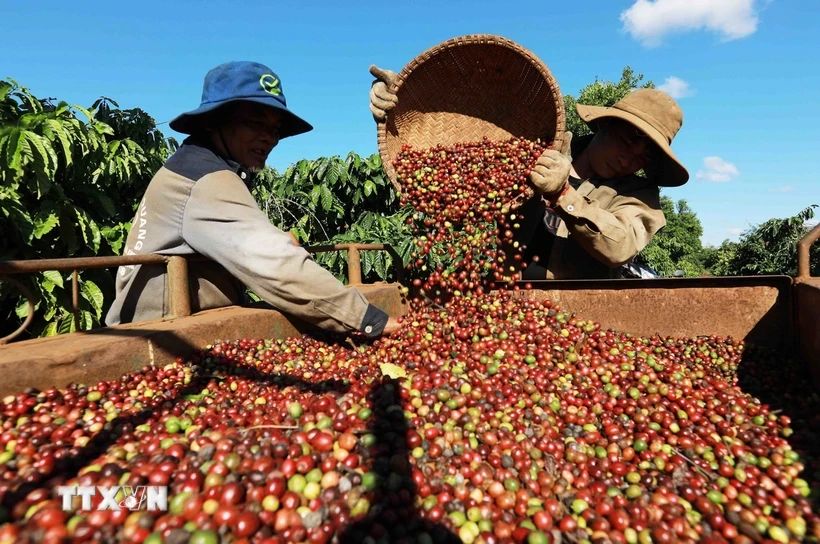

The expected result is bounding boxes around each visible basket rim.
[375,33,567,194]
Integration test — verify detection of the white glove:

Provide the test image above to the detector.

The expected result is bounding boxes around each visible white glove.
[369,65,398,122]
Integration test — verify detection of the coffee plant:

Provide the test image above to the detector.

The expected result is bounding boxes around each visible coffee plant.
[0,79,176,339]
[252,152,400,242]
[250,153,423,285]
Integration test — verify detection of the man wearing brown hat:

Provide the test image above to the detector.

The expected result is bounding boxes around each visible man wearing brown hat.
[369,66,689,279]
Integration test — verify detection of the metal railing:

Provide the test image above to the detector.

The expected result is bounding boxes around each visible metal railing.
[0,244,404,345]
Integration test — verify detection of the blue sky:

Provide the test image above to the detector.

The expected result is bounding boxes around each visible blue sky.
[3,0,817,246]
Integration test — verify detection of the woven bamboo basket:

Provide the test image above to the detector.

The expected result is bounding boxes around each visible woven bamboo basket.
[376,34,566,206]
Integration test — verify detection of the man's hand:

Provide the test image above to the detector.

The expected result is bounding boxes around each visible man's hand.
[530,132,573,198]
[369,65,398,123]
[381,316,402,335]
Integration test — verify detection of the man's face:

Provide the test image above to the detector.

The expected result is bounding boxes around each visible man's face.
[586,119,655,180]
[219,102,283,171]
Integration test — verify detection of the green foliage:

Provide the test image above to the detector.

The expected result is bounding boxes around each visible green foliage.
[703,206,820,277]
[251,152,399,244]
[0,78,176,339]
[250,153,424,284]
[314,209,418,284]
[564,66,655,138]
[637,197,706,277]
[702,240,739,277]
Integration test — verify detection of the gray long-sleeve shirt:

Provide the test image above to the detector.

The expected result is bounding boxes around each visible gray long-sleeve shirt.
[105,139,388,336]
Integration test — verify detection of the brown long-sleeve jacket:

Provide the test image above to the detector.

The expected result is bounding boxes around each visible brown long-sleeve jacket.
[516,135,667,279]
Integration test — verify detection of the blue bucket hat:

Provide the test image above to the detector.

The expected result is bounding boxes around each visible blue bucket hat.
[169,61,313,138]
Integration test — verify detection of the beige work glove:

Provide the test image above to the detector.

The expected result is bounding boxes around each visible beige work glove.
[369,65,398,122]
[529,131,573,198]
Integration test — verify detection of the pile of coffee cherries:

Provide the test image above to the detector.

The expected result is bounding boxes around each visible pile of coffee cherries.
[0,290,817,543]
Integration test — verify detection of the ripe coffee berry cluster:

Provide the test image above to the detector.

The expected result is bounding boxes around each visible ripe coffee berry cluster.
[393,137,547,226]
[392,137,550,302]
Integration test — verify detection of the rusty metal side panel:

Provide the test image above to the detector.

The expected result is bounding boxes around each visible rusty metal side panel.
[0,284,407,397]
[518,277,793,348]
[795,280,820,384]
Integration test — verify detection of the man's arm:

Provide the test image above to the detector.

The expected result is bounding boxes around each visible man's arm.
[553,186,666,267]
[182,170,389,336]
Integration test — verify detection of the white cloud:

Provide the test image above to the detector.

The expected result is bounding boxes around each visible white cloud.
[620,0,761,47]
[696,157,740,183]
[770,185,794,192]
[657,76,695,99]
[727,227,744,235]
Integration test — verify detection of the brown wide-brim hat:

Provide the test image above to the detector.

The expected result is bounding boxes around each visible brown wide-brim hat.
[576,88,689,187]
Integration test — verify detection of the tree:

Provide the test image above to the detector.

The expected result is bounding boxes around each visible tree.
[0,79,176,339]
[636,197,706,277]
[564,66,655,138]
[702,240,738,277]
[704,205,820,277]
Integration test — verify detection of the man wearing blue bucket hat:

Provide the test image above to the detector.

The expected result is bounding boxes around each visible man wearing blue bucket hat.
[106,61,400,337]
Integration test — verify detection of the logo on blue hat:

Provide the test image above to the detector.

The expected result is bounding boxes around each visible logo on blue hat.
[259,74,281,97]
